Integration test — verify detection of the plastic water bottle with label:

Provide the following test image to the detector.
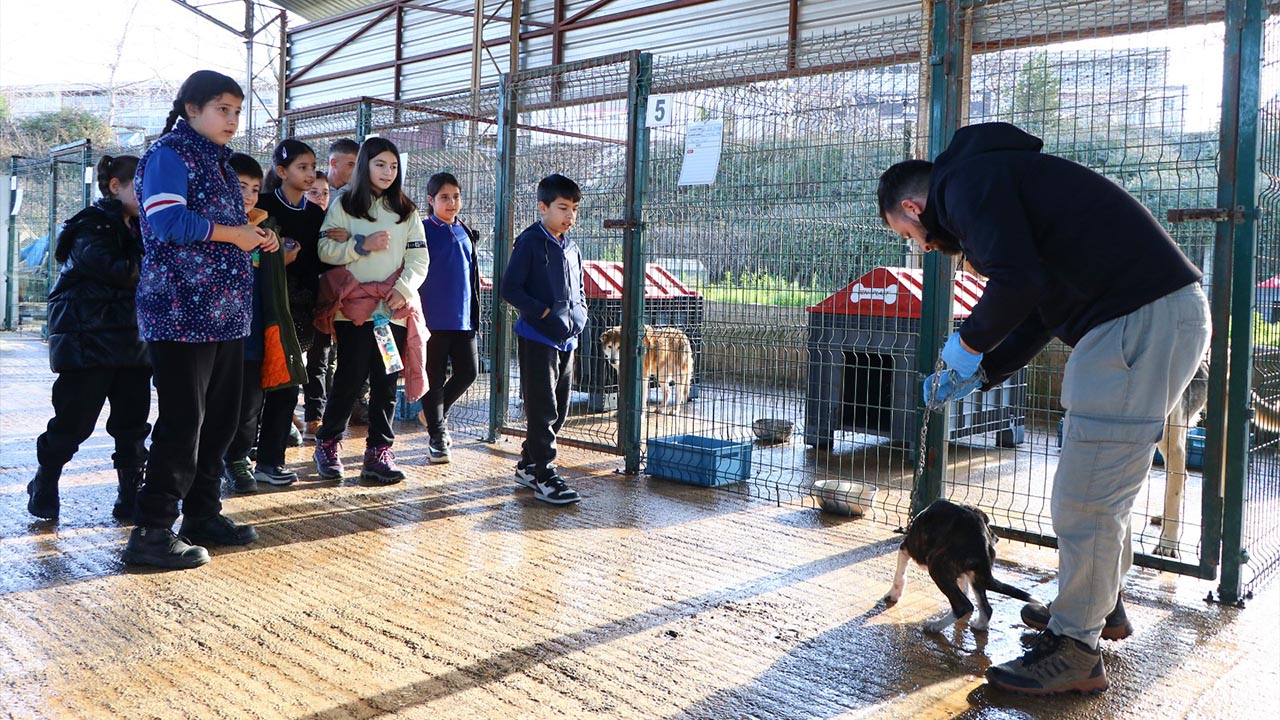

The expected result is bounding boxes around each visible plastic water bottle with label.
[372,313,404,374]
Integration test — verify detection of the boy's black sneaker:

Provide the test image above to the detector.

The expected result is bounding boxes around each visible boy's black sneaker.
[514,461,537,489]
[427,435,451,464]
[178,514,259,547]
[254,464,298,486]
[122,527,210,569]
[533,470,581,505]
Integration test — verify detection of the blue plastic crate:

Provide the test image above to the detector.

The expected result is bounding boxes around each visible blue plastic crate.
[394,388,423,423]
[1186,427,1206,470]
[646,435,752,487]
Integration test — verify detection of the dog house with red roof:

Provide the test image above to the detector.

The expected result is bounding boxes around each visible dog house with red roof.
[804,267,1027,447]
[577,261,705,412]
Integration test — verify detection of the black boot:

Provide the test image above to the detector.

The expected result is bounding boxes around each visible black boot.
[121,526,210,569]
[26,466,61,520]
[112,467,144,522]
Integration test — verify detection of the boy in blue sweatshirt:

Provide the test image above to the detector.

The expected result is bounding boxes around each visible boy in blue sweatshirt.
[500,174,586,505]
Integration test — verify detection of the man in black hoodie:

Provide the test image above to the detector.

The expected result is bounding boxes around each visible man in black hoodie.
[878,123,1210,695]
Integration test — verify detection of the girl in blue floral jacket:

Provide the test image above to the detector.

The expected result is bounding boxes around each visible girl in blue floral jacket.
[123,70,278,570]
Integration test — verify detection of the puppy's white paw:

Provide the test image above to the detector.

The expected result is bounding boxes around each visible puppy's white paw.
[883,591,901,606]
[923,617,953,633]
[969,614,989,632]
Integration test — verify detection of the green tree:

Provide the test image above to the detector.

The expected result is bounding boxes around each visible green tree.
[17,108,114,150]
[1006,52,1064,136]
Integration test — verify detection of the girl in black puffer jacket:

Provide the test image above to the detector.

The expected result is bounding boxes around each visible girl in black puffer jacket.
[28,154,152,521]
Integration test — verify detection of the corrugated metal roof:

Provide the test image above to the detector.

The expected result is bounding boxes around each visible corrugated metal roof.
[274,0,380,23]
[287,0,923,109]
[583,261,701,300]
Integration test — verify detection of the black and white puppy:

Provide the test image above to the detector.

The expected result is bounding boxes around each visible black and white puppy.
[883,499,1034,633]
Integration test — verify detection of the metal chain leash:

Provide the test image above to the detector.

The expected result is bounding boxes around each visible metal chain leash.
[912,356,988,510]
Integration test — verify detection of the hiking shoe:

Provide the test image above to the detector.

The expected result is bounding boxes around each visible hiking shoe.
[533,470,581,505]
[986,630,1108,696]
[514,460,538,489]
[1021,597,1133,641]
[26,467,60,520]
[303,420,321,442]
[122,526,210,569]
[441,421,453,448]
[288,423,304,447]
[314,437,344,479]
[427,435,451,464]
[224,457,258,494]
[362,445,406,484]
[255,464,298,486]
[178,514,259,547]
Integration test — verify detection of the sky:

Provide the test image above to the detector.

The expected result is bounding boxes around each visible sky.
[0,0,287,90]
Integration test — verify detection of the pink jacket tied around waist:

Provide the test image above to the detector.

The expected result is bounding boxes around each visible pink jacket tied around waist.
[314,267,429,403]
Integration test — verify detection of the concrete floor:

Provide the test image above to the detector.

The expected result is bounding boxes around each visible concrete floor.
[2,332,1278,720]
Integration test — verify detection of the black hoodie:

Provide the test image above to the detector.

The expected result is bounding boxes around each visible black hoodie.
[920,122,1201,385]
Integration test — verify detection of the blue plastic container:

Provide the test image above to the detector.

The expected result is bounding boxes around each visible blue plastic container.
[394,388,423,423]
[1186,427,1207,470]
[647,435,752,487]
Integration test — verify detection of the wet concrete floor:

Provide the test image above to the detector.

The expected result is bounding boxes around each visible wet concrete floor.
[1,332,1278,719]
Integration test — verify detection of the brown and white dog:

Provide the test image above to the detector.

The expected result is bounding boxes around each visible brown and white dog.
[884,500,1034,633]
[1152,361,1209,558]
[600,325,693,412]
[1153,362,1280,557]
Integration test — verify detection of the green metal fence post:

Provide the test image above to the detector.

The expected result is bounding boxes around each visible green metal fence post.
[1217,0,1265,606]
[488,74,518,442]
[914,0,964,515]
[5,156,18,331]
[45,153,59,300]
[618,51,652,473]
[81,142,93,208]
[355,98,374,142]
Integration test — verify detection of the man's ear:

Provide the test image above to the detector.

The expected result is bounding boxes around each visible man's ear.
[900,198,924,218]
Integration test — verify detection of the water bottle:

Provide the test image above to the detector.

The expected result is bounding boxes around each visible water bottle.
[372,313,404,374]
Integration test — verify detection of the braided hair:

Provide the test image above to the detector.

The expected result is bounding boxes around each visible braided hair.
[162,70,244,134]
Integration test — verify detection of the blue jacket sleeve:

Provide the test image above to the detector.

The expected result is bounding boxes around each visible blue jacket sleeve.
[140,147,214,245]
[500,235,548,320]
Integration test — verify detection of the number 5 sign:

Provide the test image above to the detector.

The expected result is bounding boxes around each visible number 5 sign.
[646,95,674,127]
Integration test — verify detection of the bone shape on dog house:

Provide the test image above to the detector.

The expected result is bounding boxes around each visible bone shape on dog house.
[806,267,987,319]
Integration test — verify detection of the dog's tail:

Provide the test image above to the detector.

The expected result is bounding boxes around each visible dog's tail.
[984,576,1033,602]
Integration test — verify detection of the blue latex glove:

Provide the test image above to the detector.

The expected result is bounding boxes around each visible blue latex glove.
[923,333,986,411]
[923,368,984,410]
[940,332,983,378]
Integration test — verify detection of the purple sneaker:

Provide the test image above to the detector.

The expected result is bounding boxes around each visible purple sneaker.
[314,436,344,479]
[362,444,406,484]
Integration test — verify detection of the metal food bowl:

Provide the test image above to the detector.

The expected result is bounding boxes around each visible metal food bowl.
[752,418,795,444]
[810,479,878,517]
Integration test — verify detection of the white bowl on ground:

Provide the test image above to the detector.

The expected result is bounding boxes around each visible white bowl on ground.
[810,479,878,517]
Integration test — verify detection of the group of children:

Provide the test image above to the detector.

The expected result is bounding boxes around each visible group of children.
[28,69,590,570]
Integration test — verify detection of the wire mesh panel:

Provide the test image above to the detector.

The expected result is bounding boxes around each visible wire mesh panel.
[498,56,638,454]
[371,90,502,438]
[951,2,1226,572]
[640,22,927,528]
[1244,12,1280,597]
[6,158,55,329]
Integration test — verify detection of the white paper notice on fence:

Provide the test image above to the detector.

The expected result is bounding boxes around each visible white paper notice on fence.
[677,119,724,186]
